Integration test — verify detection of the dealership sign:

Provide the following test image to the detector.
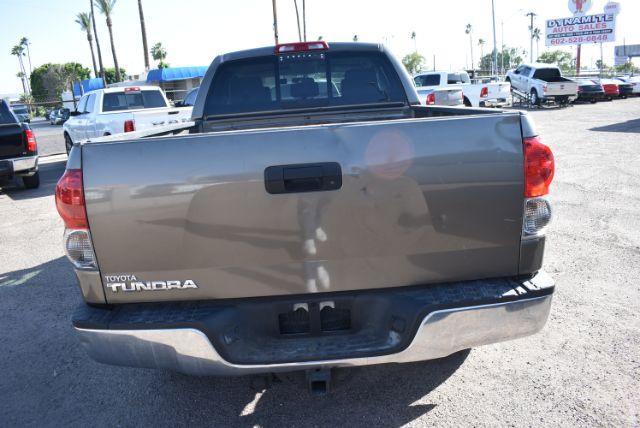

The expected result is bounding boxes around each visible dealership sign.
[545,14,616,46]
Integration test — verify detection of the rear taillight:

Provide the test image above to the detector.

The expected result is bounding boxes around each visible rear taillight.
[24,129,37,152]
[480,87,489,98]
[524,136,554,198]
[55,169,87,229]
[124,119,135,133]
[275,41,328,54]
[426,93,435,105]
[522,136,554,238]
[56,169,97,269]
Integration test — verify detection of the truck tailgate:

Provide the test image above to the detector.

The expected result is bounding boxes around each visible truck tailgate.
[0,123,26,159]
[130,107,192,132]
[83,113,525,303]
[544,81,578,96]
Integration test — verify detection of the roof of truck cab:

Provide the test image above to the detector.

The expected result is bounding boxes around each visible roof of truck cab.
[219,42,382,62]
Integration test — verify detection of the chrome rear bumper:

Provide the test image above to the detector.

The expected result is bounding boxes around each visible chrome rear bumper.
[75,294,552,376]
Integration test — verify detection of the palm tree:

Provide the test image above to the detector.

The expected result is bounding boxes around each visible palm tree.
[137,0,150,70]
[11,45,28,94]
[465,24,474,70]
[410,31,417,52]
[75,12,98,77]
[15,72,27,95]
[532,28,541,60]
[94,0,121,82]
[150,42,168,69]
[89,0,105,82]
[19,37,32,75]
[353,35,359,42]
[478,38,486,63]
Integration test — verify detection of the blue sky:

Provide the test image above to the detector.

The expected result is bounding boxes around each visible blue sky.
[1,0,638,95]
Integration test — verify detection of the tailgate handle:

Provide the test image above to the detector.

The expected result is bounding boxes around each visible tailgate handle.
[264,162,342,194]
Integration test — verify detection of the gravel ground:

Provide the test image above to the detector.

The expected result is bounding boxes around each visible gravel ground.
[0,99,639,427]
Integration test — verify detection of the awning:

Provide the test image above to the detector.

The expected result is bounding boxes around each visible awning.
[72,78,105,96]
[146,66,208,83]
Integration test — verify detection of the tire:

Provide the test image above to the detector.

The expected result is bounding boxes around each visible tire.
[530,89,540,106]
[463,97,472,107]
[22,172,40,189]
[590,99,597,104]
[64,133,73,155]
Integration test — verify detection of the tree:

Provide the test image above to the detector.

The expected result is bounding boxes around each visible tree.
[538,50,574,72]
[480,46,523,71]
[11,44,29,94]
[150,43,168,69]
[103,67,127,84]
[317,35,323,40]
[410,31,417,52]
[94,0,121,82]
[478,38,486,64]
[615,62,638,74]
[532,28,541,60]
[19,37,32,75]
[90,0,106,81]
[137,0,150,70]
[352,35,359,42]
[29,63,91,102]
[402,52,425,74]
[75,12,98,77]
[465,24,474,70]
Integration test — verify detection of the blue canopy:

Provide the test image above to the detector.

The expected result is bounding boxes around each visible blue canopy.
[72,78,105,96]
[146,66,208,82]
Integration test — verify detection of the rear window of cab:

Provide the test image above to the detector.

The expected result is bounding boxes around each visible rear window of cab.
[102,90,167,112]
[203,51,406,117]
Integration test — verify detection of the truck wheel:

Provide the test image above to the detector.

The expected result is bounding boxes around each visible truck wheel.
[64,133,73,155]
[530,89,540,106]
[463,97,472,107]
[22,172,40,189]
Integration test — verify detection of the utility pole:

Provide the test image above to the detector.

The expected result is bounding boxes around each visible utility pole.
[501,20,504,75]
[272,0,279,45]
[491,0,498,75]
[526,12,536,63]
[302,0,306,42]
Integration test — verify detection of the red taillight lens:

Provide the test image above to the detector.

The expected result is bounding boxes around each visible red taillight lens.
[524,136,554,197]
[480,86,489,98]
[426,93,435,105]
[275,41,328,54]
[55,169,88,229]
[24,129,37,152]
[124,120,135,133]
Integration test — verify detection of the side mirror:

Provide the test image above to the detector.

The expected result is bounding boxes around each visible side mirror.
[174,100,183,107]
[69,110,81,117]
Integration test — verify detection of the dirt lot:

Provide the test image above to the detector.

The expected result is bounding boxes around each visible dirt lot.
[0,98,638,427]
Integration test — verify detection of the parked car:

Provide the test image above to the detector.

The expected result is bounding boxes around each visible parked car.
[599,79,620,101]
[62,86,193,154]
[506,63,578,106]
[59,42,554,384]
[414,71,511,108]
[413,73,464,106]
[11,104,30,123]
[574,79,605,103]
[50,108,70,125]
[0,99,39,188]
[608,79,633,98]
[614,76,640,95]
[174,87,199,107]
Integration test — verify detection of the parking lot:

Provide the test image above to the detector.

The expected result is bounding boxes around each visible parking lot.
[1,99,639,426]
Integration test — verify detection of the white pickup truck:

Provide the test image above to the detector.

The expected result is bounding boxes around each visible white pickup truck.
[414,71,511,108]
[63,86,192,153]
[412,73,464,106]
[506,64,578,106]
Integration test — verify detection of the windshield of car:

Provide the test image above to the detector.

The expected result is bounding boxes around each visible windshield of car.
[203,51,406,117]
[0,100,18,124]
[102,90,168,112]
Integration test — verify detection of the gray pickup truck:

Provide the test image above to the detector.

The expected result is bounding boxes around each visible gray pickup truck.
[57,42,555,388]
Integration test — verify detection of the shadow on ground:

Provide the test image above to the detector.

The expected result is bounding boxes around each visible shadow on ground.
[0,158,65,200]
[0,254,469,426]
[590,118,640,133]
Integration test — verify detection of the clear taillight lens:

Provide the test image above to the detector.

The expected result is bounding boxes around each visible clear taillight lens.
[64,229,97,269]
[523,197,552,237]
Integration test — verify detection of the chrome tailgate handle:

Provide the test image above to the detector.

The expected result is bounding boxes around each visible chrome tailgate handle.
[264,162,342,194]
